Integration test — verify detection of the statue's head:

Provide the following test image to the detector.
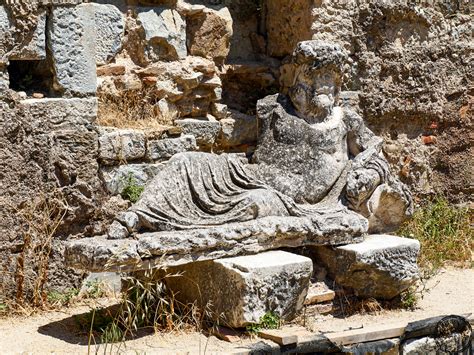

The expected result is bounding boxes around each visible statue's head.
[288,41,347,124]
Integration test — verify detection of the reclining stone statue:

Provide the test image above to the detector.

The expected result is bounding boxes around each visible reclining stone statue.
[66,41,413,271]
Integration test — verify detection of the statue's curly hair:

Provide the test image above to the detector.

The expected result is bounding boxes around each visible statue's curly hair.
[291,40,347,72]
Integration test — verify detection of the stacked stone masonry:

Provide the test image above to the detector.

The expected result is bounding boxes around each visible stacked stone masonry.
[0,0,470,325]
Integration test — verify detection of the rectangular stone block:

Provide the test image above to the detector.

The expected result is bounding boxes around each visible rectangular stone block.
[48,4,97,95]
[98,128,146,164]
[19,97,97,132]
[146,135,197,161]
[101,163,164,195]
[164,250,313,328]
[89,3,125,65]
[315,235,420,299]
[175,118,221,149]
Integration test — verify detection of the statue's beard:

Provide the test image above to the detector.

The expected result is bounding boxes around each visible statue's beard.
[303,94,334,124]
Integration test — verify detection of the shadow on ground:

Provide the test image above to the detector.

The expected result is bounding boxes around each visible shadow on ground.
[37,304,153,346]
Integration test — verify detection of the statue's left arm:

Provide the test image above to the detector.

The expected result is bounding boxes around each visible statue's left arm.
[344,109,413,232]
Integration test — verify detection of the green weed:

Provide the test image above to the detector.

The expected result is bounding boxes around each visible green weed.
[120,173,144,203]
[84,279,107,299]
[399,197,473,269]
[46,288,79,307]
[246,311,281,335]
[400,286,418,311]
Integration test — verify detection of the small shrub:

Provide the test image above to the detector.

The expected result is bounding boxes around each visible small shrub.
[100,322,124,344]
[120,174,144,203]
[246,311,281,335]
[399,197,472,269]
[84,280,107,299]
[400,286,418,311]
[47,288,79,307]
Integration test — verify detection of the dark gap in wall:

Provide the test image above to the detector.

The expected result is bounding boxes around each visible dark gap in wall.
[7,59,54,94]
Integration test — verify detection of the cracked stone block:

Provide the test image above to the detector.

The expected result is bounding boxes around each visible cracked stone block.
[218,110,258,148]
[137,7,187,61]
[90,3,125,65]
[9,9,46,60]
[98,128,146,164]
[18,97,97,131]
[175,118,221,149]
[186,7,233,64]
[101,163,164,195]
[164,250,313,328]
[315,235,420,299]
[48,4,97,95]
[146,135,197,161]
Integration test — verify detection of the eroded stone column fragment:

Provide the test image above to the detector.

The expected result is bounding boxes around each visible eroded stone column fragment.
[48,4,97,95]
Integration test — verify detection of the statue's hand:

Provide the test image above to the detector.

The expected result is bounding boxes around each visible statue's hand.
[346,168,381,209]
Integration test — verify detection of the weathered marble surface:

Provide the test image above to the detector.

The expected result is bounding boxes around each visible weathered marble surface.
[48,4,97,95]
[65,211,366,272]
[92,3,124,65]
[163,251,312,327]
[314,235,420,299]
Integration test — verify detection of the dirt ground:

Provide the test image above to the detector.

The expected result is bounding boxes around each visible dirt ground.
[0,267,472,355]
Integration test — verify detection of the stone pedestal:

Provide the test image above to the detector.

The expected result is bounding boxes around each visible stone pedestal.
[314,235,420,299]
[164,250,313,328]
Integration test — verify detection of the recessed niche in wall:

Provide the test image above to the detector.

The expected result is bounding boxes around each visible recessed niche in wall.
[7,59,57,96]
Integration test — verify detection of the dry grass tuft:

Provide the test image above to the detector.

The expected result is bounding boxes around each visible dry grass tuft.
[399,196,473,269]
[97,88,174,130]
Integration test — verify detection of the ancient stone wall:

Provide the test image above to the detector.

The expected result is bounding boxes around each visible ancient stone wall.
[264,0,473,200]
[0,0,471,301]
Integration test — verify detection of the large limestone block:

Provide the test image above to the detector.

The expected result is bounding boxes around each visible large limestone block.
[315,235,420,299]
[48,4,97,95]
[18,97,97,131]
[98,128,146,164]
[137,7,187,61]
[65,209,367,272]
[266,0,313,57]
[146,135,197,161]
[90,3,125,65]
[164,251,313,328]
[9,9,46,60]
[101,163,164,195]
[186,7,233,64]
[175,118,221,149]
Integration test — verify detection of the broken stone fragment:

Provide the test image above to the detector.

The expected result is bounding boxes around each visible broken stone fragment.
[314,235,420,299]
[211,102,228,119]
[218,110,258,149]
[186,7,233,64]
[100,163,164,195]
[163,250,313,328]
[91,3,125,65]
[98,128,146,164]
[146,135,197,161]
[175,118,221,149]
[9,9,46,60]
[136,7,187,61]
[48,4,97,95]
